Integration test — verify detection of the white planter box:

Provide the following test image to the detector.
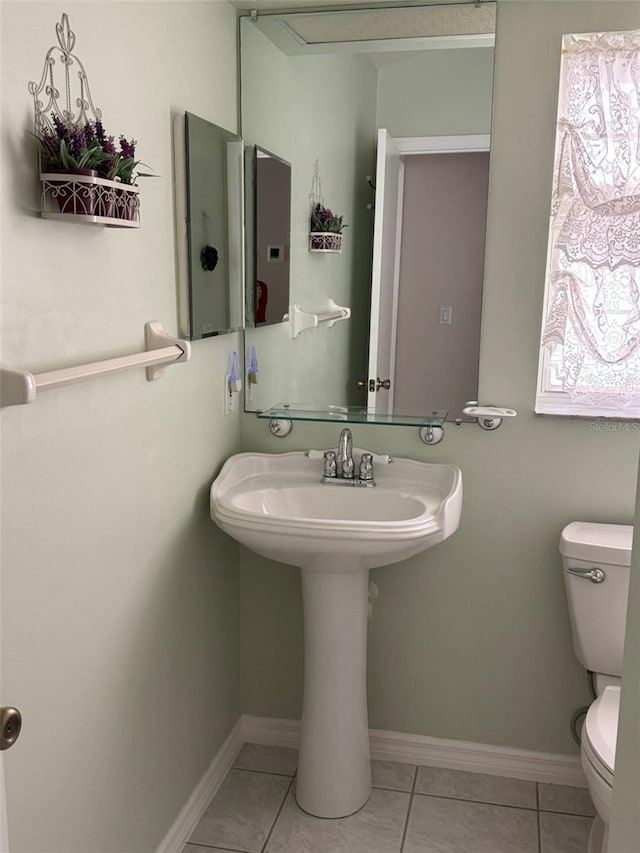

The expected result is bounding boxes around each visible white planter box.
[309,231,343,253]
[40,172,141,228]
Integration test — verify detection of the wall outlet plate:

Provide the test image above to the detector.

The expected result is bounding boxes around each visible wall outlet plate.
[224,375,237,415]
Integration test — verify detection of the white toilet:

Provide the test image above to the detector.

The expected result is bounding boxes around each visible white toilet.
[560,521,633,853]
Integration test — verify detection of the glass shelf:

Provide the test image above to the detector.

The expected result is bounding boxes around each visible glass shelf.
[256,403,447,428]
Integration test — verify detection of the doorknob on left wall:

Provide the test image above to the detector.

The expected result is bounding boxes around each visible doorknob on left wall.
[0,707,22,750]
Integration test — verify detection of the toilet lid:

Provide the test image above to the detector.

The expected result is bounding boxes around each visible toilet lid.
[584,686,620,777]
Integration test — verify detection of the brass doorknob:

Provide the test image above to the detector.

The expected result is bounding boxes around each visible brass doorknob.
[1,706,22,750]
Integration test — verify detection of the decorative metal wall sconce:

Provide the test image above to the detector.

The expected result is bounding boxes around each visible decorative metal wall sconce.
[30,13,147,228]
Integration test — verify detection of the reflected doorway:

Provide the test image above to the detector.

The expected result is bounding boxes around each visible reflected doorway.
[369,131,490,421]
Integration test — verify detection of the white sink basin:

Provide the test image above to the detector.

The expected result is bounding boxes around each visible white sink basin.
[210,450,462,570]
[210,448,462,820]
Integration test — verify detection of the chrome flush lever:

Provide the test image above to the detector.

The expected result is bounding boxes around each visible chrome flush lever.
[566,566,606,584]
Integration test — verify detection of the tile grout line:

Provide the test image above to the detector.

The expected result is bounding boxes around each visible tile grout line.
[537,809,543,853]
[411,764,419,793]
[372,784,416,793]
[540,807,595,817]
[260,776,295,853]
[399,765,419,853]
[232,766,296,779]
[408,791,539,813]
[536,784,543,853]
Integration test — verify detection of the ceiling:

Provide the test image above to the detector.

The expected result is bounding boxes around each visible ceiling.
[233,1,495,55]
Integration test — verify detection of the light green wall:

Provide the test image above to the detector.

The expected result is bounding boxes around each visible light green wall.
[241,20,377,411]
[376,47,494,137]
[609,456,640,853]
[238,0,640,756]
[0,3,241,852]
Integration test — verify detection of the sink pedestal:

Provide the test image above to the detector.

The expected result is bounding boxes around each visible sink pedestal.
[296,563,372,818]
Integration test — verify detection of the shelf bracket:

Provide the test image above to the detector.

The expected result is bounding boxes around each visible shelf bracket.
[462,403,518,430]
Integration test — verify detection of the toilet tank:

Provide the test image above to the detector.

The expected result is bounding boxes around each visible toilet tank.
[560,522,633,678]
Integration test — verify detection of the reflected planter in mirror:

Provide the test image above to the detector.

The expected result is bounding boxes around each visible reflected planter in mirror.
[309,232,343,253]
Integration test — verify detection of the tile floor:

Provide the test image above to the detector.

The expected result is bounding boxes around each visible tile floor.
[182,744,595,853]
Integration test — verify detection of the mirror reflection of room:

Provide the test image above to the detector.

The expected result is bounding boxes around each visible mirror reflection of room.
[177,112,243,340]
[253,147,292,327]
[241,2,496,423]
[392,150,489,416]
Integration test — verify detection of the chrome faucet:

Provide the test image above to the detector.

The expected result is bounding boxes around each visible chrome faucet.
[337,428,354,479]
[321,428,376,487]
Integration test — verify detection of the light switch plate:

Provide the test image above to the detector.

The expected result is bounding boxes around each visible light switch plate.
[439,306,452,324]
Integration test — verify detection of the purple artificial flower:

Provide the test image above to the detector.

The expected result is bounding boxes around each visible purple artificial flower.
[310,202,346,233]
[69,128,84,160]
[83,122,95,144]
[119,136,136,160]
[101,135,117,176]
[51,113,66,140]
[42,133,59,159]
[95,120,106,143]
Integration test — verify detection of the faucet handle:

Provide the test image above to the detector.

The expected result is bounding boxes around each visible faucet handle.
[322,450,337,479]
[359,452,375,482]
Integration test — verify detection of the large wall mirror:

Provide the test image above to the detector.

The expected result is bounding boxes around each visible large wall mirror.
[240,1,496,423]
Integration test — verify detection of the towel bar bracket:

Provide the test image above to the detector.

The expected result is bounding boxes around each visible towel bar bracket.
[144,321,190,381]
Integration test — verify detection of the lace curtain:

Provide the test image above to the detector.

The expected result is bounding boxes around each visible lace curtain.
[541,30,640,409]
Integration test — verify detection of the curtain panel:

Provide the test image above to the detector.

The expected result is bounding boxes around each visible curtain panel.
[540,30,640,413]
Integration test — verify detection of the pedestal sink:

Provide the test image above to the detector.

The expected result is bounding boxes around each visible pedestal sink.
[210,449,462,818]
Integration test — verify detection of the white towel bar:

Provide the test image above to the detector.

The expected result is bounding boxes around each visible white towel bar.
[0,322,191,407]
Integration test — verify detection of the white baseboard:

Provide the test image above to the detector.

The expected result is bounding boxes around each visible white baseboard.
[241,714,586,788]
[241,714,301,749]
[155,718,244,853]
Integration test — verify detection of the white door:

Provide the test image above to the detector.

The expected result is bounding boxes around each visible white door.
[367,129,403,414]
[0,755,8,853]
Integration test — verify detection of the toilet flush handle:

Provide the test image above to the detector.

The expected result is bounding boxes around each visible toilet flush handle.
[566,566,606,584]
